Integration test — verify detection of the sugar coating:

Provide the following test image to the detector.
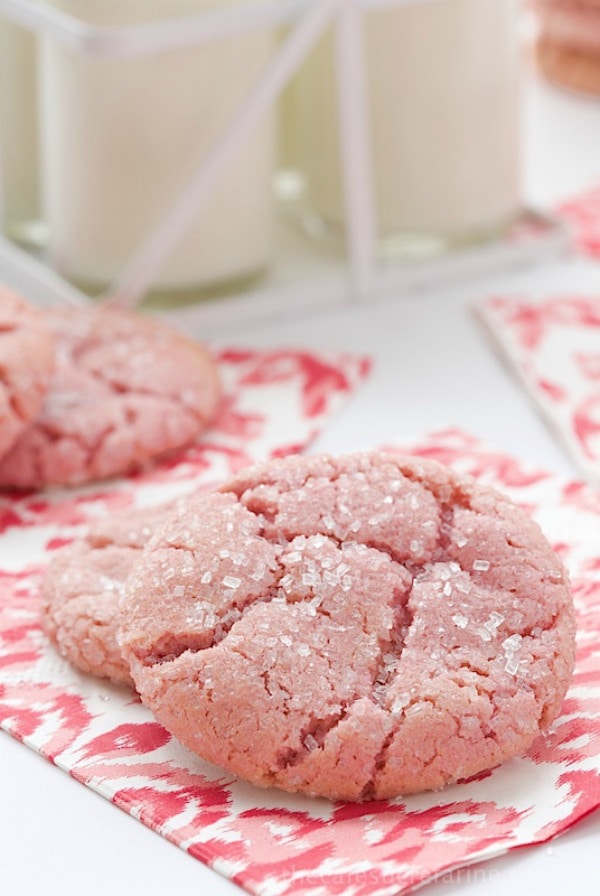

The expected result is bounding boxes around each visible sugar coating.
[0,306,220,489]
[0,288,55,461]
[119,452,576,801]
[41,504,172,686]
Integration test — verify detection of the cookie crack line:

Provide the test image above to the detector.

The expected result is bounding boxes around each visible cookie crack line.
[7,389,27,424]
[359,704,419,801]
[135,557,289,666]
[82,362,211,421]
[138,487,528,681]
[369,578,416,707]
[277,703,354,773]
[234,462,483,580]
[397,461,473,512]
[134,480,481,682]
[0,365,13,389]
[231,464,345,505]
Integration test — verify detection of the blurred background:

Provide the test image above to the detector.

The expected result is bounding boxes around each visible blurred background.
[0,0,599,316]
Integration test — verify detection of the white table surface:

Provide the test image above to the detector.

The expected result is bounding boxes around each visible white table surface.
[2,70,600,896]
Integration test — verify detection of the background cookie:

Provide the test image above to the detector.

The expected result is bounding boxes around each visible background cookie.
[535,0,600,97]
[0,287,55,461]
[119,452,576,801]
[0,306,220,489]
[41,503,172,686]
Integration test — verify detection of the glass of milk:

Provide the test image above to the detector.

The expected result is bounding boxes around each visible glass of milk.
[285,0,522,259]
[0,20,43,247]
[38,0,277,302]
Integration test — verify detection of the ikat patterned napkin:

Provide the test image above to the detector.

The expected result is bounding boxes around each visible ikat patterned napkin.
[556,184,600,258]
[1,417,599,896]
[476,294,600,486]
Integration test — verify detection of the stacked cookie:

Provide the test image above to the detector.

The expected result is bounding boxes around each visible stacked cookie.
[0,288,220,489]
[41,450,576,801]
[534,0,600,96]
[0,291,56,465]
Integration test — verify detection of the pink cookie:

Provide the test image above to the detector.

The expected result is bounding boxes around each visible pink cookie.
[0,288,55,460]
[0,306,220,489]
[534,0,600,96]
[41,503,174,686]
[119,452,576,801]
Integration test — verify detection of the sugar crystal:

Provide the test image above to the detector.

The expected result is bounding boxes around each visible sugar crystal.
[250,564,266,582]
[303,734,319,752]
[452,613,469,629]
[222,575,241,590]
[99,576,120,593]
[472,559,490,572]
[484,611,504,632]
[502,633,522,652]
[504,655,521,675]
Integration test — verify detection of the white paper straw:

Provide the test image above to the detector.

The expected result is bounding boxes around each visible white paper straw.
[334,1,377,299]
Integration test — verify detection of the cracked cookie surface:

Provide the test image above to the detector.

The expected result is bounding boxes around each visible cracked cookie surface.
[119,452,576,801]
[0,306,220,489]
[0,289,55,462]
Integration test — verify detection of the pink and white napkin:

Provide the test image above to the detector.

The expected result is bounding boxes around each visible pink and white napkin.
[476,294,600,486]
[1,416,599,896]
[556,184,600,258]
